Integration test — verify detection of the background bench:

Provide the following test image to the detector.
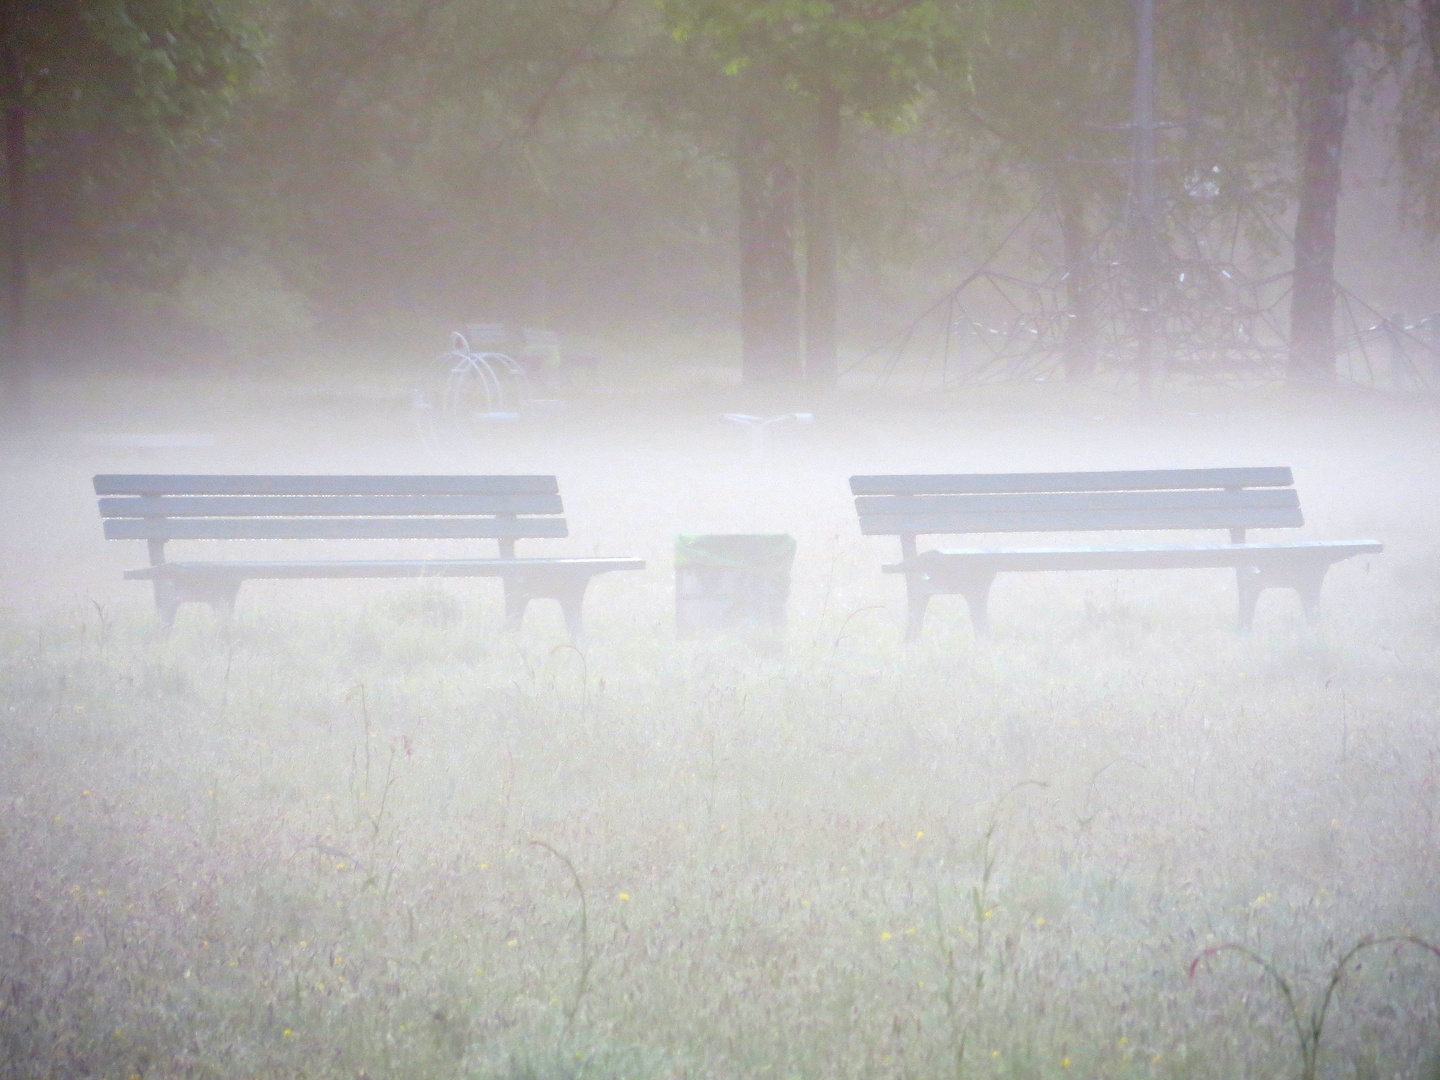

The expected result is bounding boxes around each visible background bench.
[95,474,644,641]
[851,467,1382,638]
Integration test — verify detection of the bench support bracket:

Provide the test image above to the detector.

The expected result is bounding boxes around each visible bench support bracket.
[1236,562,1330,630]
[153,574,241,627]
[503,569,594,644]
[905,569,995,640]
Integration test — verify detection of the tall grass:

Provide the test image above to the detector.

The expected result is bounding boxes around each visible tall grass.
[2,568,1437,1079]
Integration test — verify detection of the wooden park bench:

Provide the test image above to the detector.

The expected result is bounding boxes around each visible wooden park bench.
[95,475,644,641]
[851,467,1382,638]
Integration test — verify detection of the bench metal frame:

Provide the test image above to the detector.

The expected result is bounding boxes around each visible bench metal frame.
[851,467,1382,638]
[95,475,644,642]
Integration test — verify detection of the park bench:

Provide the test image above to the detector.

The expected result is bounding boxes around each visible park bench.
[850,467,1382,638]
[94,474,644,641]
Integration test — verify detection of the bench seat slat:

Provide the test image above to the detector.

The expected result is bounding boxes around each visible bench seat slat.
[860,506,1305,536]
[99,494,565,518]
[884,540,1383,574]
[104,518,569,541]
[94,475,559,496]
[850,467,1293,496]
[856,488,1299,517]
[124,557,645,581]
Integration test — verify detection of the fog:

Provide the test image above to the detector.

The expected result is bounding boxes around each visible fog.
[1,374,1438,1079]
[4,1,1440,1078]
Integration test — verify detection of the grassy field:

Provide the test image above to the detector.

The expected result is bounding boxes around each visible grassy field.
[2,373,1438,1080]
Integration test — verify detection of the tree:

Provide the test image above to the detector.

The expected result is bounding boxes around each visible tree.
[1286,0,1365,381]
[1396,0,1440,240]
[1230,0,1440,382]
[734,83,805,384]
[660,0,964,387]
[0,0,259,414]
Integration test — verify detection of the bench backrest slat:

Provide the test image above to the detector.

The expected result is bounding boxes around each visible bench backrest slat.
[98,494,564,518]
[850,467,1292,497]
[103,518,569,542]
[852,467,1302,541]
[854,488,1299,517]
[95,475,572,559]
[93,475,558,496]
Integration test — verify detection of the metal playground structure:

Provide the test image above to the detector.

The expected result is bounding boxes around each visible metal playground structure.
[413,324,596,454]
[843,200,1440,395]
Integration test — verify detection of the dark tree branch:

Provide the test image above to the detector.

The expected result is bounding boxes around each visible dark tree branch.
[1424,0,1440,76]
[525,0,625,136]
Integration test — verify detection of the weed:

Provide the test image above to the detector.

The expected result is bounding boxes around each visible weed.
[529,840,594,1027]
[935,780,1047,1080]
[1189,935,1440,1080]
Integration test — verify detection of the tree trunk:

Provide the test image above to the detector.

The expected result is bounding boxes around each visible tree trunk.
[1289,0,1358,382]
[1131,0,1158,396]
[736,121,801,385]
[0,29,26,417]
[1424,0,1440,76]
[803,87,840,389]
[1057,183,1097,379]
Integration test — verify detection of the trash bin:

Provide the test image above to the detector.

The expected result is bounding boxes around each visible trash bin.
[675,534,796,640]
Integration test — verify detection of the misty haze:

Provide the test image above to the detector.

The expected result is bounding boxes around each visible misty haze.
[2,3,1439,1080]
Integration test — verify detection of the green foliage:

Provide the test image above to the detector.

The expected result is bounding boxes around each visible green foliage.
[0,0,266,339]
[5,0,262,148]
[657,0,969,126]
[946,0,1294,241]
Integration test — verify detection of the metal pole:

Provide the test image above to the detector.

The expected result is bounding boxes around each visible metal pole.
[1132,0,1157,396]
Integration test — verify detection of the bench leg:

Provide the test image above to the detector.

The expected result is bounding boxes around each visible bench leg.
[153,578,180,629]
[1295,564,1330,623]
[904,575,932,642]
[502,577,531,631]
[959,574,995,637]
[1236,567,1262,631]
[208,583,241,621]
[556,578,592,647]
